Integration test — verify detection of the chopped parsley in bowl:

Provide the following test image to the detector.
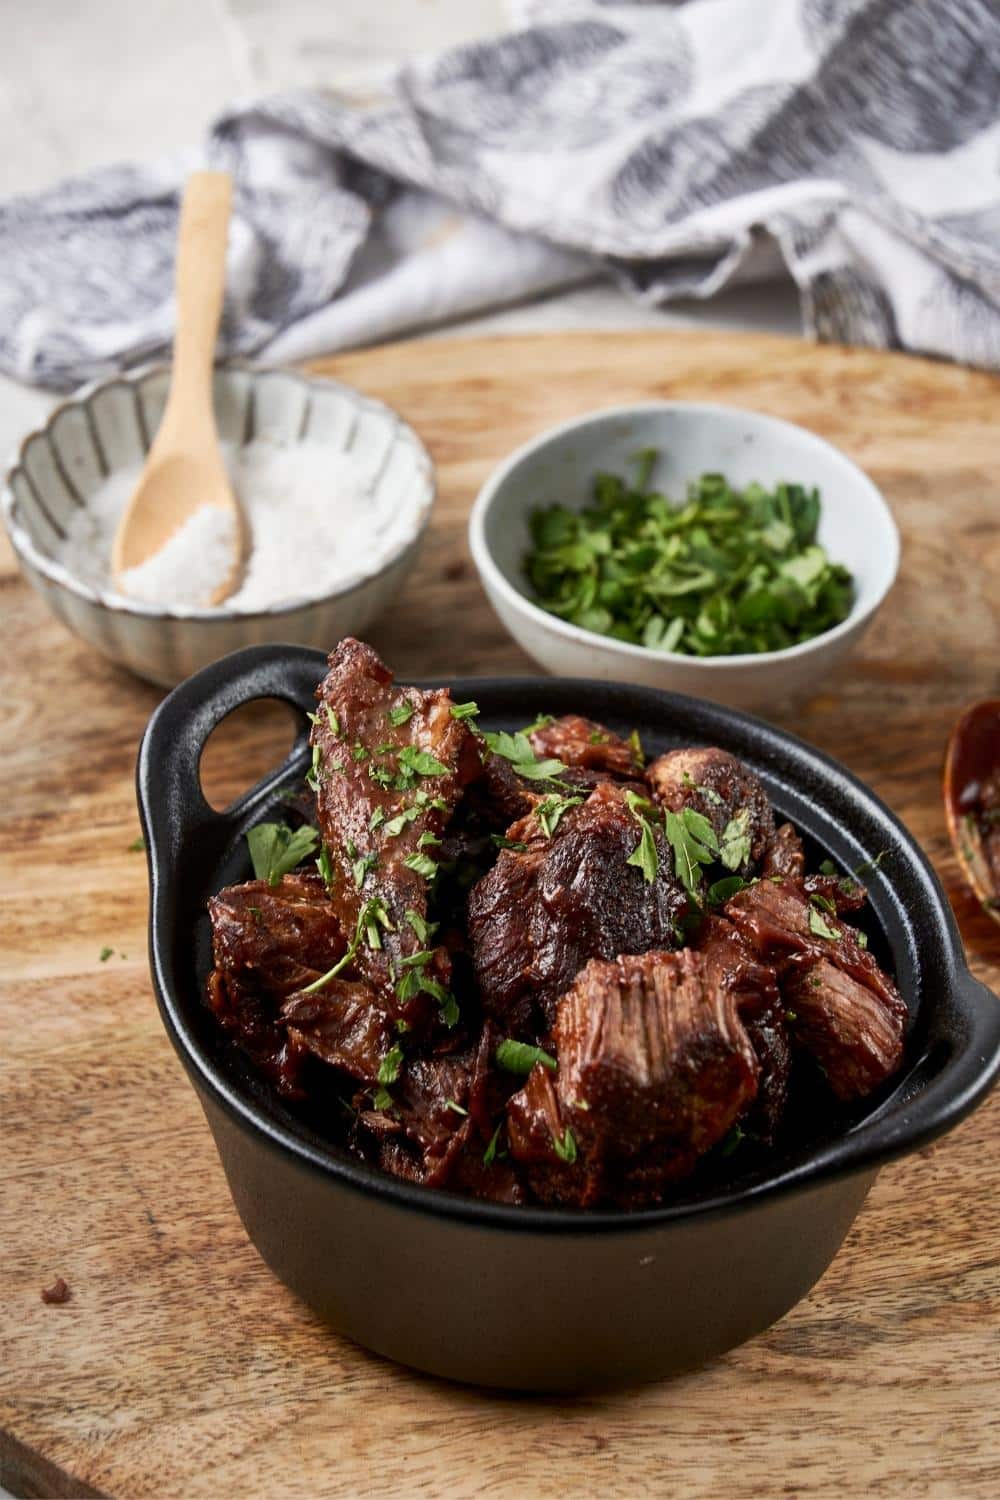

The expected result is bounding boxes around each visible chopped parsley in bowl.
[524,451,855,658]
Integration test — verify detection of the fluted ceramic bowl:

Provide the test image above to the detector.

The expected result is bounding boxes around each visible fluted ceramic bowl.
[1,364,436,687]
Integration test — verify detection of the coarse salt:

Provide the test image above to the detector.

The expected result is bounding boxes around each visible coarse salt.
[58,438,401,612]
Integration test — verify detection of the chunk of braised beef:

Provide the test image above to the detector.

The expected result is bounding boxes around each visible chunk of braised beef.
[507,950,760,1208]
[760,822,806,880]
[280,980,393,1088]
[694,915,789,1142]
[527,714,642,780]
[468,782,689,1033]
[206,872,347,1096]
[471,749,641,830]
[724,876,907,1100]
[646,747,775,873]
[309,637,481,1024]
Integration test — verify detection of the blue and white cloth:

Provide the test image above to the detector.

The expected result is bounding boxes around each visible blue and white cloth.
[1,0,998,389]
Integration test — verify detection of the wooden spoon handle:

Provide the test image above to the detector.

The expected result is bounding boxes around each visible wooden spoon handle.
[167,171,233,424]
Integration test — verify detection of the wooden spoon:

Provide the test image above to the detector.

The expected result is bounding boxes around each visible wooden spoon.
[943,698,1000,927]
[112,171,244,605]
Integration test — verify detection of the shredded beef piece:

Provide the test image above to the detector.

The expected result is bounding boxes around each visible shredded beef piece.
[724,876,907,1100]
[646,747,775,873]
[694,915,789,1141]
[309,638,481,1024]
[528,714,642,779]
[760,822,806,879]
[281,980,393,1088]
[41,1277,71,1305]
[468,782,689,1032]
[206,872,347,1094]
[507,950,760,1207]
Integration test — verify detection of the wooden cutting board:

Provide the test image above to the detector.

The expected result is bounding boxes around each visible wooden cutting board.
[2,330,998,1500]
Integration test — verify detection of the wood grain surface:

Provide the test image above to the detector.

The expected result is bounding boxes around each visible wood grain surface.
[2,330,998,1500]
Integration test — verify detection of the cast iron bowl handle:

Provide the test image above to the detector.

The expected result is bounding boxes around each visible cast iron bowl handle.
[137,642,326,893]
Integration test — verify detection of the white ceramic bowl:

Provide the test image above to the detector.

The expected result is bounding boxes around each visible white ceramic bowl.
[469,402,899,713]
[2,363,436,687]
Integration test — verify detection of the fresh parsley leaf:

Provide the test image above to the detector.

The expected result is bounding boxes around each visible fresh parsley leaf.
[719,807,752,871]
[492,835,530,851]
[325,705,340,736]
[372,1087,393,1112]
[444,1098,468,1116]
[316,843,334,886]
[416,831,441,849]
[706,874,746,906]
[99,946,114,962]
[551,1126,577,1164]
[809,892,837,915]
[520,713,554,734]
[483,1122,505,1165]
[352,851,378,889]
[588,730,605,745]
[382,805,423,838]
[818,858,838,876]
[299,898,392,994]
[439,993,460,1028]
[370,807,386,831]
[403,851,438,879]
[663,808,715,896]
[852,850,889,879]
[351,743,369,761]
[481,729,566,782]
[305,742,323,792]
[719,1123,746,1157]
[404,909,432,944]
[377,1045,404,1085]
[247,822,320,886]
[397,746,450,778]
[624,789,659,884]
[535,793,583,838]
[629,728,645,767]
[856,930,869,949]
[450,701,479,720]
[388,702,415,727]
[127,835,145,852]
[682,806,720,855]
[496,1039,558,1075]
[808,907,840,941]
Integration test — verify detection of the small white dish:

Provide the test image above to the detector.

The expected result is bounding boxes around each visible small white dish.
[469,401,899,713]
[2,363,436,687]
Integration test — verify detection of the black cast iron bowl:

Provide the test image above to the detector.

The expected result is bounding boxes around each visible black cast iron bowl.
[138,644,1000,1392]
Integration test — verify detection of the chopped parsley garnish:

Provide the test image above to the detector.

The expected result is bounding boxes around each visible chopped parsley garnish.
[368,763,394,788]
[719,808,751,871]
[481,729,565,782]
[377,1045,404,1085]
[852,850,889,879]
[247,822,320,886]
[588,730,605,745]
[496,1039,558,1075]
[397,746,450,778]
[444,1098,469,1116]
[450,701,480,720]
[372,1087,393,1112]
[388,702,415,727]
[492,835,530,851]
[404,909,433,945]
[305,742,323,792]
[535,792,583,838]
[370,807,386,831]
[664,806,717,896]
[521,713,554,734]
[127,835,145,852]
[351,743,369,762]
[706,874,747,906]
[809,891,837,915]
[808,907,840,941]
[719,1123,746,1157]
[299,897,393,994]
[316,843,334,886]
[325,706,340,736]
[856,931,869,949]
[551,1126,577,1163]
[523,459,853,657]
[483,1122,505,1165]
[352,851,378,889]
[417,831,441,848]
[818,858,838,876]
[625,789,659,884]
[403,850,438,879]
[629,728,645,767]
[99,946,114,962]
[382,805,423,838]
[439,994,460,1028]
